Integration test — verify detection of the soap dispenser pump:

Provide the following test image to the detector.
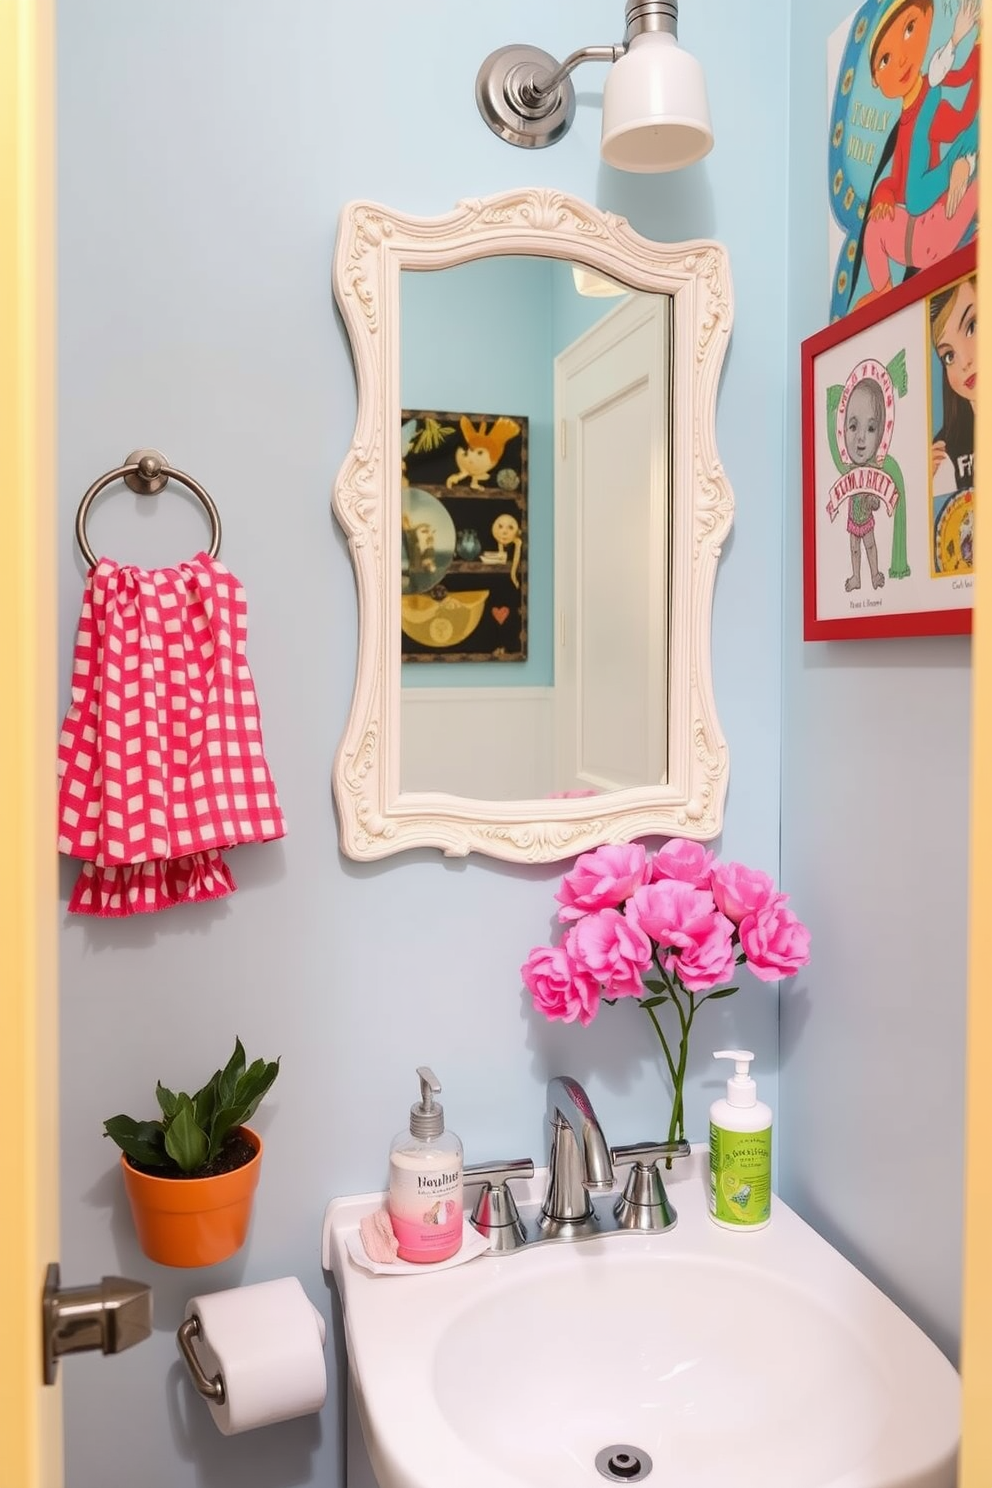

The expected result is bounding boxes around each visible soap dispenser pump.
[387,1067,464,1263]
[708,1050,772,1230]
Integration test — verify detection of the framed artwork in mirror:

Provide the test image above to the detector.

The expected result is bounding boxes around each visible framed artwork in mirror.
[332,189,734,862]
[401,409,528,663]
[802,240,975,642]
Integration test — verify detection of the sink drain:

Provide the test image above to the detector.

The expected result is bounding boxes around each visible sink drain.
[595,1445,653,1482]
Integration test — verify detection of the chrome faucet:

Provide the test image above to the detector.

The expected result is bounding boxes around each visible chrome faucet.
[464,1074,690,1254]
[539,1075,614,1238]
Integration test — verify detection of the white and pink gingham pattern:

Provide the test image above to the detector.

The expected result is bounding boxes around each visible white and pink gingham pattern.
[58,552,285,916]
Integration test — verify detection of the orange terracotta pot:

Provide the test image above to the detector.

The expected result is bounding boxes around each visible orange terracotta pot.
[120,1126,263,1268]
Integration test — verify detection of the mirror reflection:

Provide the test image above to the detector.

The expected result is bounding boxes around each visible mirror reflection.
[400,257,672,802]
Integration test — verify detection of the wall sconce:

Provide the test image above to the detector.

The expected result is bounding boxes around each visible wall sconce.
[475,0,712,173]
[571,265,629,297]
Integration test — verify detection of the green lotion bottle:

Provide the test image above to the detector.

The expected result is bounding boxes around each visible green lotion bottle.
[708,1050,772,1230]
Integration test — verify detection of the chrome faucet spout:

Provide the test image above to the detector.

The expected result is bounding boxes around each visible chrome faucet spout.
[541,1076,614,1234]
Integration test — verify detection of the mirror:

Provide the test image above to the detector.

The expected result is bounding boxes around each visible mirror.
[333,189,734,863]
[399,259,671,801]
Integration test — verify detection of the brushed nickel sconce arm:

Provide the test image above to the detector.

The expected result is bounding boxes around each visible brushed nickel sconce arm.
[476,44,623,150]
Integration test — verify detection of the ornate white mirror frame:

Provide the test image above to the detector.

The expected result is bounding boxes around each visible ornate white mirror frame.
[332,188,734,863]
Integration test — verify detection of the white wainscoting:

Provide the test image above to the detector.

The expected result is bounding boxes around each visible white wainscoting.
[400,687,556,799]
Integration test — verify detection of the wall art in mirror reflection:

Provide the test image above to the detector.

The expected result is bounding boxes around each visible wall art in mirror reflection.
[401,409,528,663]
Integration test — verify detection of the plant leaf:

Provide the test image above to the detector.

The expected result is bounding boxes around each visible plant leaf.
[703,985,739,1001]
[194,1078,217,1132]
[215,1038,247,1109]
[104,1116,168,1168]
[155,1083,179,1120]
[233,1058,279,1108]
[163,1094,209,1173]
[641,980,665,997]
[639,995,669,1010]
[208,1057,280,1160]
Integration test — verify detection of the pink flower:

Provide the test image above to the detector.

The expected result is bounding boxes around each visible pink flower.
[650,839,715,888]
[627,880,737,992]
[739,899,811,982]
[556,843,651,922]
[711,861,778,924]
[522,943,601,1026]
[568,909,652,998]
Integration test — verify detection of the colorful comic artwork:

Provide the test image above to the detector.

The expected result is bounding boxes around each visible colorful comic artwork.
[803,243,975,640]
[928,267,976,579]
[400,410,528,663]
[827,0,980,321]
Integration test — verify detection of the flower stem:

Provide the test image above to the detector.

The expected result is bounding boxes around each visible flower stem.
[643,1003,679,1089]
[645,958,697,1160]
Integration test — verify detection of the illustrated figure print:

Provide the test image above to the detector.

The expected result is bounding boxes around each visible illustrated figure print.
[399,409,529,661]
[402,512,438,579]
[825,351,909,593]
[849,0,980,311]
[930,272,977,493]
[446,416,521,491]
[487,512,522,588]
[929,272,976,574]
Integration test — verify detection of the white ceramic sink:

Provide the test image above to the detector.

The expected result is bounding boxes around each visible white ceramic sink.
[323,1152,959,1488]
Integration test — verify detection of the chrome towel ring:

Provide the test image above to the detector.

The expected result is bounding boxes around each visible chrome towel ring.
[75,448,223,568]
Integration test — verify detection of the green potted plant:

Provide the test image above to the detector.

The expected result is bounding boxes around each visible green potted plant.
[104,1038,280,1268]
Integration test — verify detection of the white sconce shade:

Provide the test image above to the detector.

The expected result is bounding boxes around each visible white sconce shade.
[571,265,630,297]
[601,32,712,173]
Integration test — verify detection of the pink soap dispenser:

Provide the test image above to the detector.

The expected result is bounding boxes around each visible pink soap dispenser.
[387,1067,464,1263]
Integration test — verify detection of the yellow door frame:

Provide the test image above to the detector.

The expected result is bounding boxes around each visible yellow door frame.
[0,0,61,1484]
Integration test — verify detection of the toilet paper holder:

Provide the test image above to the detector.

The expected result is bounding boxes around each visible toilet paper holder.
[176,1315,225,1403]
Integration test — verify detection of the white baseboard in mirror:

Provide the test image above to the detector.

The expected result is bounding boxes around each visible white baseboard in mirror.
[401,688,555,799]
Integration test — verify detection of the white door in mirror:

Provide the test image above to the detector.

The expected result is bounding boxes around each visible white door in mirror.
[555,295,671,793]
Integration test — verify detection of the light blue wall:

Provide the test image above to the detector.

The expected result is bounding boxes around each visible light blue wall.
[56,3,789,1485]
[778,2,969,1364]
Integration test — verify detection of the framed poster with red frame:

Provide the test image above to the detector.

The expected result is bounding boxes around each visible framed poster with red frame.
[802,240,976,641]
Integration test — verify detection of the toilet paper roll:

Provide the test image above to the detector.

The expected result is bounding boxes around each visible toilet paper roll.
[184,1277,327,1436]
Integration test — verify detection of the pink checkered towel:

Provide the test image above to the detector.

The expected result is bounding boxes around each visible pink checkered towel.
[57,552,286,917]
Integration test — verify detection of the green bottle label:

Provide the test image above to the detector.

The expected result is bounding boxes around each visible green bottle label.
[709,1124,771,1225]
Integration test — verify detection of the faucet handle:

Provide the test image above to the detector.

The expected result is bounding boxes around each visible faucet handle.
[610,1139,690,1169]
[464,1159,535,1253]
[610,1140,690,1234]
[464,1158,535,1187]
